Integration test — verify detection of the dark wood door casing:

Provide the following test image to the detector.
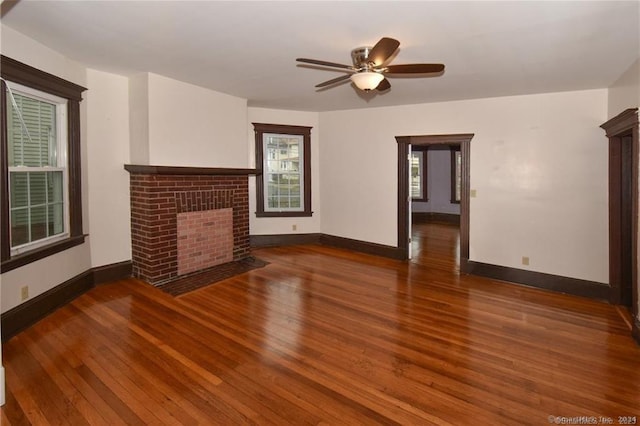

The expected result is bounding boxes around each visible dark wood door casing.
[396,133,473,262]
[600,108,639,325]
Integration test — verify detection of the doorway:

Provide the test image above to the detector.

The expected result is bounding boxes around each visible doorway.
[396,134,473,263]
[600,108,638,322]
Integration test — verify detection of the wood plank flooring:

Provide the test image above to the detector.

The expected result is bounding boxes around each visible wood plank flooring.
[2,223,639,425]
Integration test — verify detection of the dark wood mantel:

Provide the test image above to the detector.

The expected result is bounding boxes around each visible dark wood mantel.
[124,164,258,176]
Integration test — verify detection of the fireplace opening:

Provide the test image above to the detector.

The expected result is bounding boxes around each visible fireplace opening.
[177,207,233,276]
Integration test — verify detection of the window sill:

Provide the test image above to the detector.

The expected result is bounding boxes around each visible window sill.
[1,234,86,273]
[255,211,313,218]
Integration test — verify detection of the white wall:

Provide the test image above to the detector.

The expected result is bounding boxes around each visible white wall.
[0,24,93,312]
[607,58,640,119]
[412,148,461,215]
[321,89,609,283]
[86,69,132,267]
[248,108,321,235]
[147,73,248,168]
[129,73,150,164]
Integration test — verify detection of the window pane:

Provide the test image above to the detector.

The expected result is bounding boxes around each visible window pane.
[411,152,423,199]
[263,133,303,211]
[48,171,64,203]
[7,92,56,167]
[11,209,29,247]
[30,205,47,241]
[48,203,64,236]
[9,173,28,208]
[29,172,47,205]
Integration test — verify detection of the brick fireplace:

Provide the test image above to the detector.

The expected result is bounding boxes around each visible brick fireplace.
[125,165,256,285]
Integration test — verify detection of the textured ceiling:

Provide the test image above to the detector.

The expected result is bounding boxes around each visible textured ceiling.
[2,1,638,112]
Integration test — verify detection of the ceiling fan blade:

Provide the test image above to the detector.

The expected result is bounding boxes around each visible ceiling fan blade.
[385,63,445,74]
[376,78,391,91]
[296,58,353,70]
[369,37,400,66]
[315,74,352,88]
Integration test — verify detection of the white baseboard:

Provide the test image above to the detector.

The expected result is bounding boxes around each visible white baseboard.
[0,365,5,406]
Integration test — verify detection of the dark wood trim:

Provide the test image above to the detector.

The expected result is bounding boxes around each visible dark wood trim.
[0,79,9,263]
[600,108,639,323]
[461,259,610,301]
[124,164,257,176]
[460,138,471,264]
[1,56,87,270]
[68,100,83,237]
[250,233,322,247]
[251,232,405,260]
[320,234,406,260]
[398,134,474,145]
[93,260,133,285]
[397,140,410,255]
[1,270,93,341]
[412,212,460,225]
[0,55,86,101]
[252,123,312,218]
[254,211,314,218]
[1,259,133,342]
[1,235,86,274]
[397,134,473,261]
[252,123,313,134]
[601,108,639,137]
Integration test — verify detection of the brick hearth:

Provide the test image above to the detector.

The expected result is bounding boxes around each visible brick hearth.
[125,165,256,285]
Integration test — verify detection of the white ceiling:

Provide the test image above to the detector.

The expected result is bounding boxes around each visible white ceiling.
[2,1,639,112]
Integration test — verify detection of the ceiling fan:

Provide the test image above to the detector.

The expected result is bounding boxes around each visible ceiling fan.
[296,37,444,92]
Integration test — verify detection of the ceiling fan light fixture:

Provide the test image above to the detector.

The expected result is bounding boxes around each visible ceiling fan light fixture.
[350,71,384,91]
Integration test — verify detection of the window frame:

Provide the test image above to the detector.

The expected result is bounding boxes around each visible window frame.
[253,122,312,218]
[450,146,461,204]
[410,147,428,202]
[7,82,70,255]
[1,55,86,273]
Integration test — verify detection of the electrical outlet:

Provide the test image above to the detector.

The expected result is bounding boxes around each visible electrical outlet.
[522,256,530,266]
[21,286,29,301]
[470,189,477,198]
[292,224,297,231]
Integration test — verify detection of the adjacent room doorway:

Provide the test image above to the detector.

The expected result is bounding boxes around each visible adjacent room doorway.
[395,134,473,263]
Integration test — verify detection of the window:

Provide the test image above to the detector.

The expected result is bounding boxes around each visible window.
[253,123,312,217]
[1,55,86,272]
[410,149,428,201]
[7,84,68,253]
[451,147,461,203]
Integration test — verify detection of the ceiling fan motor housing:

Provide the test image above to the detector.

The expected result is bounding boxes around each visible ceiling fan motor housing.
[351,47,374,69]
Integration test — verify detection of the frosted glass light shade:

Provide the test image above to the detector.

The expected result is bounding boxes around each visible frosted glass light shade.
[350,72,384,91]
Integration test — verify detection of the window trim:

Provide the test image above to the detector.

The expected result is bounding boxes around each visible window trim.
[1,55,87,273]
[253,122,312,218]
[410,147,428,202]
[450,146,461,204]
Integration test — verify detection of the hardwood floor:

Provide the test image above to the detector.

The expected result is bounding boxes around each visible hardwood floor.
[2,223,639,425]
